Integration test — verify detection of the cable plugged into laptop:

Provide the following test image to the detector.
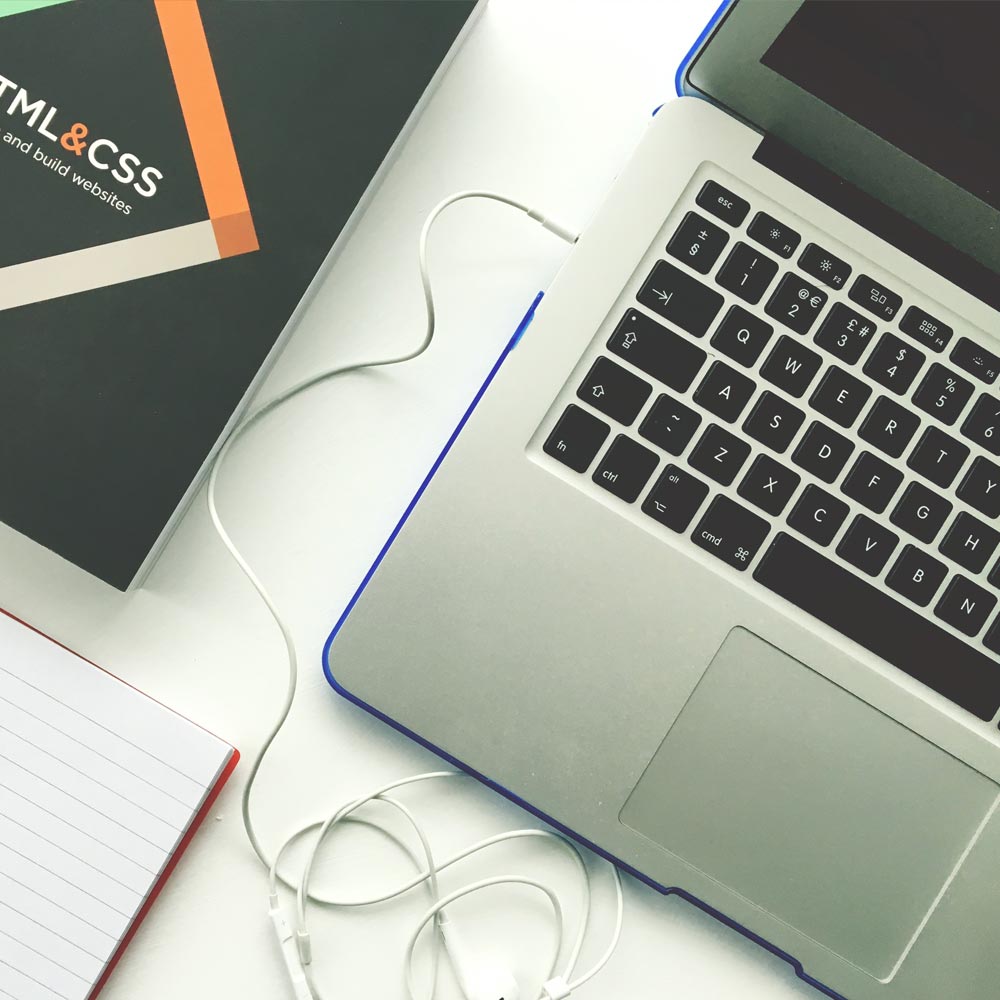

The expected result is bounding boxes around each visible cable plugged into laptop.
[206,191,633,999]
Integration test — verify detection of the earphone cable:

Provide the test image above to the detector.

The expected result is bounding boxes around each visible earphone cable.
[205,190,635,999]
[207,190,578,876]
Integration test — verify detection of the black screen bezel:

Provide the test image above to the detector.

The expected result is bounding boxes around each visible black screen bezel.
[683,0,1000,279]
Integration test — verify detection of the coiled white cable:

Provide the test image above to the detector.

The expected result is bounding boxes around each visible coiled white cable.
[207,190,626,998]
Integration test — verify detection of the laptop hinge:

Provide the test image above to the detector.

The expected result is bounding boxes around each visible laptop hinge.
[754,134,1000,315]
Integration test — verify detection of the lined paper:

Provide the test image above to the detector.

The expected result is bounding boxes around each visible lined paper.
[0,613,234,1000]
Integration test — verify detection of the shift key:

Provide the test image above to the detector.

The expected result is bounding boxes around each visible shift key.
[608,309,707,393]
[637,259,724,337]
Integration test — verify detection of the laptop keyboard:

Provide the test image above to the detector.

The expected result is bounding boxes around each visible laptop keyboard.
[537,172,1000,723]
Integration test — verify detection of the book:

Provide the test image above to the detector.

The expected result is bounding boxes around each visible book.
[0,0,478,589]
[0,609,239,1000]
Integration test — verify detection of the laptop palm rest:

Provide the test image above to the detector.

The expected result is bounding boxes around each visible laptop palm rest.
[620,628,1000,981]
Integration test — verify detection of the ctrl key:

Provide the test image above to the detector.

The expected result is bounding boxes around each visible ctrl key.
[691,495,771,571]
[592,435,659,502]
[544,404,609,473]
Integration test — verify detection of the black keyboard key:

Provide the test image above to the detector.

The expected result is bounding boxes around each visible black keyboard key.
[907,426,970,488]
[691,495,770,571]
[742,391,805,454]
[642,464,709,532]
[688,424,751,486]
[858,396,920,458]
[710,306,773,367]
[786,484,848,546]
[912,364,974,426]
[939,511,1000,575]
[984,616,1000,655]
[957,456,1000,519]
[813,303,877,365]
[841,452,903,514]
[738,454,800,516]
[887,545,948,607]
[667,212,729,275]
[693,361,756,423]
[991,561,1000,590]
[849,274,902,321]
[890,482,952,545]
[809,366,872,428]
[637,261,724,338]
[747,211,800,259]
[715,242,779,305]
[696,179,749,226]
[950,336,1000,385]
[577,356,651,425]
[765,273,828,334]
[754,533,1000,719]
[792,421,854,483]
[760,335,822,397]
[899,305,953,352]
[961,394,1000,456]
[592,435,658,502]
[837,514,898,576]
[638,393,701,455]
[798,242,851,290]
[935,576,997,637]
[544,405,610,473]
[608,310,707,392]
[862,333,925,394]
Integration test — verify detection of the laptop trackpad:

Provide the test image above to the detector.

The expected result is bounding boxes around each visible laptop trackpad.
[620,628,1000,980]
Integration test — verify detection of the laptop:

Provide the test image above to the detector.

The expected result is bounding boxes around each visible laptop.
[324,3,1000,998]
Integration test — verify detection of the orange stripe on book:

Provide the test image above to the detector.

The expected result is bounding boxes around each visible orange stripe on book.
[154,0,253,223]
[211,211,259,259]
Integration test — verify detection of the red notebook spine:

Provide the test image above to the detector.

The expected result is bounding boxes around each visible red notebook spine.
[87,748,241,1000]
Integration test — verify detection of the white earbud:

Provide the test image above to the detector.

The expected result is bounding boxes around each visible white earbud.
[439,915,521,1000]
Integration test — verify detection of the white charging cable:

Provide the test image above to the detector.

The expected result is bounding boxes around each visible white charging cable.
[208,191,626,999]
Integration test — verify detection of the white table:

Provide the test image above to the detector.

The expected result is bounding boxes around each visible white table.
[0,3,816,998]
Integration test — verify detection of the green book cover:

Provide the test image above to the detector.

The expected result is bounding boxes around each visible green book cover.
[0,0,475,590]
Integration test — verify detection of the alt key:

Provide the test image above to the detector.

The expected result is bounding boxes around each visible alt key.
[642,464,709,532]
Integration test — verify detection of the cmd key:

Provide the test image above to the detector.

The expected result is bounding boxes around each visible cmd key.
[691,495,771,571]
[754,533,1000,720]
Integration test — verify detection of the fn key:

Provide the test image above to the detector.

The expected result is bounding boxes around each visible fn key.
[544,405,609,472]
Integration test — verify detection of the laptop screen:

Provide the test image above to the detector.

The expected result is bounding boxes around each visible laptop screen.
[684,0,1000,282]
[762,1,1000,218]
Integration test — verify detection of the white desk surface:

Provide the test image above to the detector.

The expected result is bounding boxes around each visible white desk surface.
[0,3,817,998]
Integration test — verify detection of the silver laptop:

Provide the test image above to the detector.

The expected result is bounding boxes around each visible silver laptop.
[324,3,1000,998]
